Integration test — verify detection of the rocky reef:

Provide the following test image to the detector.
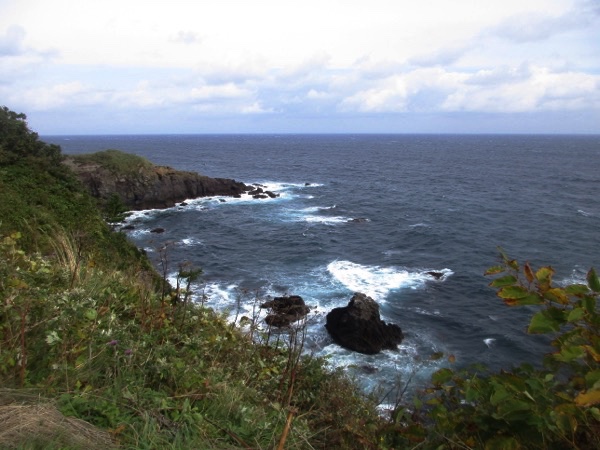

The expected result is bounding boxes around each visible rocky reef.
[63,150,248,210]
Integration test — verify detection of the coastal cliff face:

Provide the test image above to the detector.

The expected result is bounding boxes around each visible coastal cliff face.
[63,150,248,210]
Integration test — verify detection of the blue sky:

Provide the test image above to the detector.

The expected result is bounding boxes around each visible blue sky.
[1,0,599,134]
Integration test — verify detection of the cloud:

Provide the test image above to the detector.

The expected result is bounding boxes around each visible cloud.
[442,66,600,112]
[0,25,25,56]
[491,2,599,43]
[2,1,598,133]
[170,30,203,45]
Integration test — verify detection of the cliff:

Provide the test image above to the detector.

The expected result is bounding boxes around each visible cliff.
[63,149,248,210]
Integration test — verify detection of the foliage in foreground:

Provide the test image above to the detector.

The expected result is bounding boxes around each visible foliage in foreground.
[0,230,382,449]
[381,251,600,449]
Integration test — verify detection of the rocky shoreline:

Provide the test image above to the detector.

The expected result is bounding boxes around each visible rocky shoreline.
[64,154,250,210]
[64,150,406,355]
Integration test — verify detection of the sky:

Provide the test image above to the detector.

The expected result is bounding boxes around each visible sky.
[1,0,599,134]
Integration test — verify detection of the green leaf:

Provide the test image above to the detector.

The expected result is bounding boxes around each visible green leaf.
[503,293,544,306]
[565,284,590,296]
[485,436,520,450]
[489,275,518,288]
[536,266,554,290]
[567,307,585,323]
[498,285,530,299]
[583,296,597,314]
[585,370,600,389]
[555,345,585,362]
[553,405,578,435]
[431,368,453,386]
[485,265,506,276]
[528,310,561,334]
[496,399,532,419]
[490,385,510,405]
[588,268,600,292]
[544,288,569,305]
[590,407,600,421]
[84,309,98,321]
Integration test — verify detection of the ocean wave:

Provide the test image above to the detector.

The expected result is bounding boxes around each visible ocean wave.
[577,209,595,218]
[180,237,203,247]
[304,215,350,224]
[327,260,452,301]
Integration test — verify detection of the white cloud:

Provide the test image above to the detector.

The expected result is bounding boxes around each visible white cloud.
[0,25,25,56]
[442,66,600,112]
[0,0,598,133]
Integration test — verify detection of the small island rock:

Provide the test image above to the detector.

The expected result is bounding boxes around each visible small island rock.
[325,293,403,354]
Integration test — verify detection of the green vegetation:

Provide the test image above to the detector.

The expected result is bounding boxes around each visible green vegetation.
[381,253,600,449]
[68,149,154,175]
[1,106,598,449]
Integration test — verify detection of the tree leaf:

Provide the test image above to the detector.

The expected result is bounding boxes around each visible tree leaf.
[485,436,520,450]
[575,387,600,407]
[585,369,600,388]
[583,296,596,314]
[555,345,585,362]
[567,307,585,323]
[498,285,530,299]
[503,293,543,306]
[431,368,453,386]
[490,275,518,287]
[587,268,600,292]
[536,266,554,289]
[565,284,590,296]
[485,265,507,276]
[544,288,569,305]
[524,262,535,284]
[528,310,561,334]
[584,346,600,363]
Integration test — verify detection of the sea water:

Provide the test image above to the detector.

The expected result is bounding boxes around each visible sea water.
[48,134,600,395]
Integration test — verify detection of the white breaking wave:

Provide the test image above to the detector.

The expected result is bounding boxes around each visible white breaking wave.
[304,215,350,224]
[180,237,203,247]
[327,260,452,301]
[577,209,596,218]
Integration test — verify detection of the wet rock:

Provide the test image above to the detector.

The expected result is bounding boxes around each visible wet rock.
[261,295,310,328]
[325,293,403,354]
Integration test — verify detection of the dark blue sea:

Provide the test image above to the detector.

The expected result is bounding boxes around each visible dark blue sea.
[47,134,600,396]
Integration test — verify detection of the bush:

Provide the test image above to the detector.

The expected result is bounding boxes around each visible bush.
[382,251,600,449]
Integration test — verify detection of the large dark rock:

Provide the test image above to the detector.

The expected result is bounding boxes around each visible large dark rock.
[261,295,310,328]
[325,293,404,354]
[63,154,248,210]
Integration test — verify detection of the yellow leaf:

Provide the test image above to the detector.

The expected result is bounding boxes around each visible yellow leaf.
[584,345,600,363]
[575,388,600,407]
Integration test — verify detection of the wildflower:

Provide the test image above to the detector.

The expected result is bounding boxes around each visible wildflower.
[124,349,133,356]
[107,340,118,346]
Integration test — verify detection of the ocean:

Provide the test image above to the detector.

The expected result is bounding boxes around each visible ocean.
[46,134,600,395]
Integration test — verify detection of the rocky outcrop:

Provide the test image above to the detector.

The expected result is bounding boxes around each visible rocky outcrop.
[325,293,404,354]
[63,152,248,210]
[261,295,310,328]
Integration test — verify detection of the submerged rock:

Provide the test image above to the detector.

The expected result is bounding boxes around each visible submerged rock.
[261,295,310,327]
[325,292,403,354]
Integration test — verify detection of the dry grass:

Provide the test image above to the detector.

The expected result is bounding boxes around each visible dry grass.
[0,391,115,450]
